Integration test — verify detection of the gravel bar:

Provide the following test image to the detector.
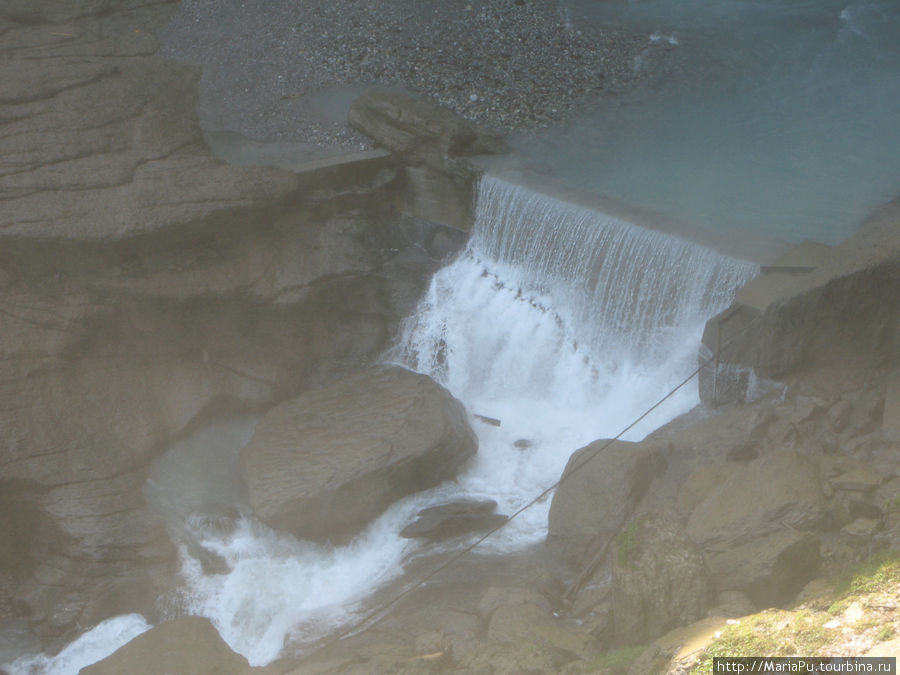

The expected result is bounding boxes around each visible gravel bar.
[160,0,666,150]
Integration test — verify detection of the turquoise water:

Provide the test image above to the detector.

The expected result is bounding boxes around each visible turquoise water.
[522,0,900,245]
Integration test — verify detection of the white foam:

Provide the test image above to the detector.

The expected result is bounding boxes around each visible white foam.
[650,31,679,45]
[167,175,756,665]
[178,509,421,666]
[5,614,151,675]
[390,175,756,548]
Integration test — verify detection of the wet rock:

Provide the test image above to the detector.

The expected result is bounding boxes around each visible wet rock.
[80,616,256,675]
[240,366,477,543]
[611,513,713,646]
[547,439,667,565]
[401,499,507,541]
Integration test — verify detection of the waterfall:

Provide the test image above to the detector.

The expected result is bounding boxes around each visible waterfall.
[394,174,754,418]
[389,174,757,546]
[110,174,758,667]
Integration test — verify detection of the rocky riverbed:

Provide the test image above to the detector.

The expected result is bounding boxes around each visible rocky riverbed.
[160,0,666,147]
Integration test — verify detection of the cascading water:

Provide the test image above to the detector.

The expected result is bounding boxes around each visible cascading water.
[165,175,755,665]
[13,176,756,671]
[389,175,757,544]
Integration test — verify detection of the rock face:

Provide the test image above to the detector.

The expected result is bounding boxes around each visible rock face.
[700,207,900,405]
[686,451,825,605]
[0,0,469,643]
[80,616,255,675]
[547,440,667,565]
[686,451,825,548]
[240,365,477,543]
[0,1,299,241]
[612,513,713,646]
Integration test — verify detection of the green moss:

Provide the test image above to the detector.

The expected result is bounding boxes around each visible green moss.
[615,518,643,568]
[586,645,647,673]
[694,610,832,673]
[695,552,900,673]
[883,493,900,513]
[876,625,895,642]
[830,551,900,600]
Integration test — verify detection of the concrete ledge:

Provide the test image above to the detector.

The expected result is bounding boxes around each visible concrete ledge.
[483,165,788,265]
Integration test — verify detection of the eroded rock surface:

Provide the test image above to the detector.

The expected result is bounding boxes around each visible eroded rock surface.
[0,1,298,241]
[0,0,468,644]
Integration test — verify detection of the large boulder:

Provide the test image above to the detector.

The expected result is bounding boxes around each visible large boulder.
[686,451,825,604]
[240,365,477,543]
[547,440,667,565]
[611,513,714,646]
[686,451,825,550]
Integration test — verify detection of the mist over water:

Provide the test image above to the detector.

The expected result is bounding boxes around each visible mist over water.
[533,0,900,244]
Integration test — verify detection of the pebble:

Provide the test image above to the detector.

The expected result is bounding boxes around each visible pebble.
[162,0,656,150]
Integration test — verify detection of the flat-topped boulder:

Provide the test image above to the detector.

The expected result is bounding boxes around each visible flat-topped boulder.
[400,498,508,541]
[240,365,477,543]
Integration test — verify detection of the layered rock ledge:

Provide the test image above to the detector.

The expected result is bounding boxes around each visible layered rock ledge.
[0,0,470,649]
